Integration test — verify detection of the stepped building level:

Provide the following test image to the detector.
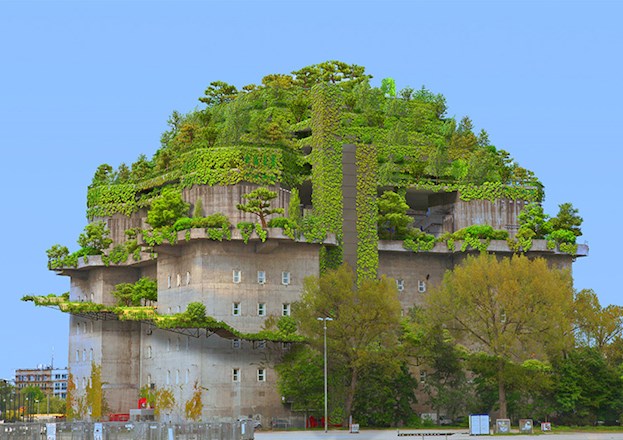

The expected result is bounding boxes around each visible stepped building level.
[25,64,587,425]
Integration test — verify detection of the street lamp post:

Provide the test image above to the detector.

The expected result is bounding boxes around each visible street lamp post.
[317,316,333,434]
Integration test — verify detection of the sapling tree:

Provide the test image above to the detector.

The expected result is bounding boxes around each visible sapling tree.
[236,187,284,228]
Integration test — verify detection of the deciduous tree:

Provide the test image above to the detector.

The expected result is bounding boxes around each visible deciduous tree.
[294,264,402,424]
[425,254,575,419]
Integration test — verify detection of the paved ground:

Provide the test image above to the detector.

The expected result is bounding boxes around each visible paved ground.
[256,429,623,440]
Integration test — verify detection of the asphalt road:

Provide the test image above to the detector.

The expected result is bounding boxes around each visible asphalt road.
[256,429,623,440]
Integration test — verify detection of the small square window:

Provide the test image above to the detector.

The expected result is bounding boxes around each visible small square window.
[257,271,266,285]
[397,279,405,292]
[257,303,266,317]
[257,368,266,382]
[282,303,291,317]
[418,280,426,293]
[282,271,291,285]
[232,339,241,349]
[233,270,241,284]
[232,302,241,316]
[232,368,240,382]
[257,340,266,350]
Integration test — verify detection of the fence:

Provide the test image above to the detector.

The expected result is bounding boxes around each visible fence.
[0,421,254,440]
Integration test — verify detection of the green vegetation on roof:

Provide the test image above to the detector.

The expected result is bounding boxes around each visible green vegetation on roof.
[87,60,542,219]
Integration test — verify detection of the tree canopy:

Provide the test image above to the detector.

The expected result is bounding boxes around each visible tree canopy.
[292,264,403,424]
[425,253,575,419]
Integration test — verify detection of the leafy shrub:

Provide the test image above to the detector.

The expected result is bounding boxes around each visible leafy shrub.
[548,229,576,245]
[403,229,436,252]
[77,221,113,254]
[173,217,193,231]
[185,302,207,321]
[173,213,231,231]
[147,187,190,228]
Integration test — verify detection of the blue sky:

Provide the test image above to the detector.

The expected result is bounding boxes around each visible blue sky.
[0,0,620,379]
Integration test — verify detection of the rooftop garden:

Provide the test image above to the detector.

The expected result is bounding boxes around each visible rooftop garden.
[87,60,543,219]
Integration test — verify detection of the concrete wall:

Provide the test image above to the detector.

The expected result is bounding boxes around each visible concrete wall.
[141,328,289,423]
[155,239,319,332]
[378,249,453,311]
[453,197,529,234]
[97,184,291,246]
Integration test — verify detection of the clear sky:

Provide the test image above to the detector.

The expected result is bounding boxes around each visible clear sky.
[0,0,620,380]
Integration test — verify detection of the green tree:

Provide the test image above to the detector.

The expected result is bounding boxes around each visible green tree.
[381,78,397,98]
[425,254,575,419]
[294,264,402,424]
[353,362,418,427]
[276,345,324,413]
[236,187,284,228]
[111,282,135,306]
[46,244,69,269]
[574,289,623,352]
[377,191,412,240]
[130,154,152,182]
[147,188,190,228]
[91,164,114,187]
[77,221,112,254]
[291,61,370,89]
[550,202,583,237]
[553,347,623,425]
[133,277,157,305]
[199,81,238,107]
[518,202,552,238]
[111,277,157,306]
[115,163,130,183]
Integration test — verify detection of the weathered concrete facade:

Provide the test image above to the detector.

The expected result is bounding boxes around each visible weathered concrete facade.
[64,182,586,423]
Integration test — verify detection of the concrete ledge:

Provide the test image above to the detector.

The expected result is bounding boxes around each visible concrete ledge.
[379,239,589,257]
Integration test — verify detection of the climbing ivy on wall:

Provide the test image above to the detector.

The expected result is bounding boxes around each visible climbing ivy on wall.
[87,147,305,218]
[310,83,344,269]
[355,143,379,282]
[409,181,542,202]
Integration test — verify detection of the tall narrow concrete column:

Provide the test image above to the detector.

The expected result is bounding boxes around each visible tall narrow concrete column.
[342,144,357,272]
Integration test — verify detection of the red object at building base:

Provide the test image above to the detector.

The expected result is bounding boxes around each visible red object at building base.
[109,413,130,422]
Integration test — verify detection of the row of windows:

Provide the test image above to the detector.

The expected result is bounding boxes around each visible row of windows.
[232,368,266,382]
[233,270,290,286]
[145,338,284,358]
[396,279,426,293]
[166,271,292,288]
[167,366,279,385]
[75,349,94,363]
[75,321,95,334]
[232,302,290,316]
[17,375,49,382]
[167,272,192,288]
